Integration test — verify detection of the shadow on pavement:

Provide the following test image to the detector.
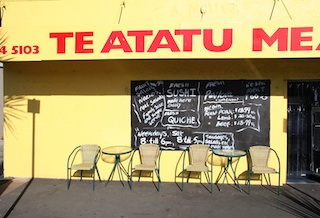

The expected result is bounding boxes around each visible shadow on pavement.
[265,185,320,218]
[0,179,12,196]
[1,179,320,218]
[0,161,3,178]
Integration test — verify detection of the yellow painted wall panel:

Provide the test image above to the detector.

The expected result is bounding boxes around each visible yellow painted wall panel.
[2,0,320,185]
[3,59,319,185]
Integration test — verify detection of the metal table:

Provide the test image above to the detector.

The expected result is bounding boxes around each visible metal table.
[101,146,132,187]
[213,149,246,191]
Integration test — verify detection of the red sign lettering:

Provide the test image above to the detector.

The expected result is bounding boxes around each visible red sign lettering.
[175,29,201,52]
[253,27,317,51]
[75,32,94,53]
[203,29,233,52]
[101,31,133,53]
[50,32,94,54]
[127,30,153,52]
[291,27,313,51]
[253,28,288,51]
[49,32,74,54]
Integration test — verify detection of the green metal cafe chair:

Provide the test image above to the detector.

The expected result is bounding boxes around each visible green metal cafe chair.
[129,144,162,191]
[175,144,213,193]
[246,145,281,195]
[67,144,101,191]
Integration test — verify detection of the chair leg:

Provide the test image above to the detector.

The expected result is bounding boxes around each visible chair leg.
[248,171,251,194]
[210,168,213,194]
[96,167,101,182]
[67,168,71,189]
[187,171,191,183]
[129,169,133,190]
[138,170,142,182]
[156,169,161,191]
[204,172,209,184]
[267,174,271,186]
[181,170,185,191]
[151,171,154,184]
[277,172,280,195]
[92,169,95,191]
[210,175,213,194]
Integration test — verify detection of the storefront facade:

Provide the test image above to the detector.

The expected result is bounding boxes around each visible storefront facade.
[2,0,320,184]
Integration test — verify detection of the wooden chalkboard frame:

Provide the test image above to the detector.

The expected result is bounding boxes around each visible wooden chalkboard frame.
[131,80,270,151]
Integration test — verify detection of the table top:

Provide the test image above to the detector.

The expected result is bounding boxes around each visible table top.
[213,149,246,158]
[101,146,132,163]
[102,146,132,155]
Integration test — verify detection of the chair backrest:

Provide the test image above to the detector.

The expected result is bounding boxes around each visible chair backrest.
[189,144,209,166]
[139,144,160,165]
[249,145,271,167]
[81,144,100,164]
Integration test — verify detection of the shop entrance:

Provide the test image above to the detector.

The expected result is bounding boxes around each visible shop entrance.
[287,81,320,182]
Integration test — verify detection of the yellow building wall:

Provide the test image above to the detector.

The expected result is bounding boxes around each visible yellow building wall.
[2,0,320,185]
[4,59,320,185]
[4,0,320,26]
[2,0,320,61]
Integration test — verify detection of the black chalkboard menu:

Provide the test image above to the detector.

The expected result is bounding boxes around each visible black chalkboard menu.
[131,80,270,151]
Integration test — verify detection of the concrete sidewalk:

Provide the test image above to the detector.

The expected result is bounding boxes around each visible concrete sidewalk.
[0,178,320,218]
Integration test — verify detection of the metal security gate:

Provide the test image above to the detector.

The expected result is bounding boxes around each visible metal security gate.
[311,107,320,174]
[287,82,320,181]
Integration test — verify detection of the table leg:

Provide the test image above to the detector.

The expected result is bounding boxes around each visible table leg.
[217,160,229,191]
[117,162,130,186]
[105,155,130,187]
[228,158,242,192]
[116,163,125,186]
[118,161,130,178]
[216,157,242,192]
[105,162,118,186]
[215,168,230,184]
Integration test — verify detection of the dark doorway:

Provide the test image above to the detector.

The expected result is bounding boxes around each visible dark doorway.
[287,81,320,182]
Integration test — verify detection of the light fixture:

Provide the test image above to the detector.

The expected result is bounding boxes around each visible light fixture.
[0,0,6,27]
[269,0,292,20]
